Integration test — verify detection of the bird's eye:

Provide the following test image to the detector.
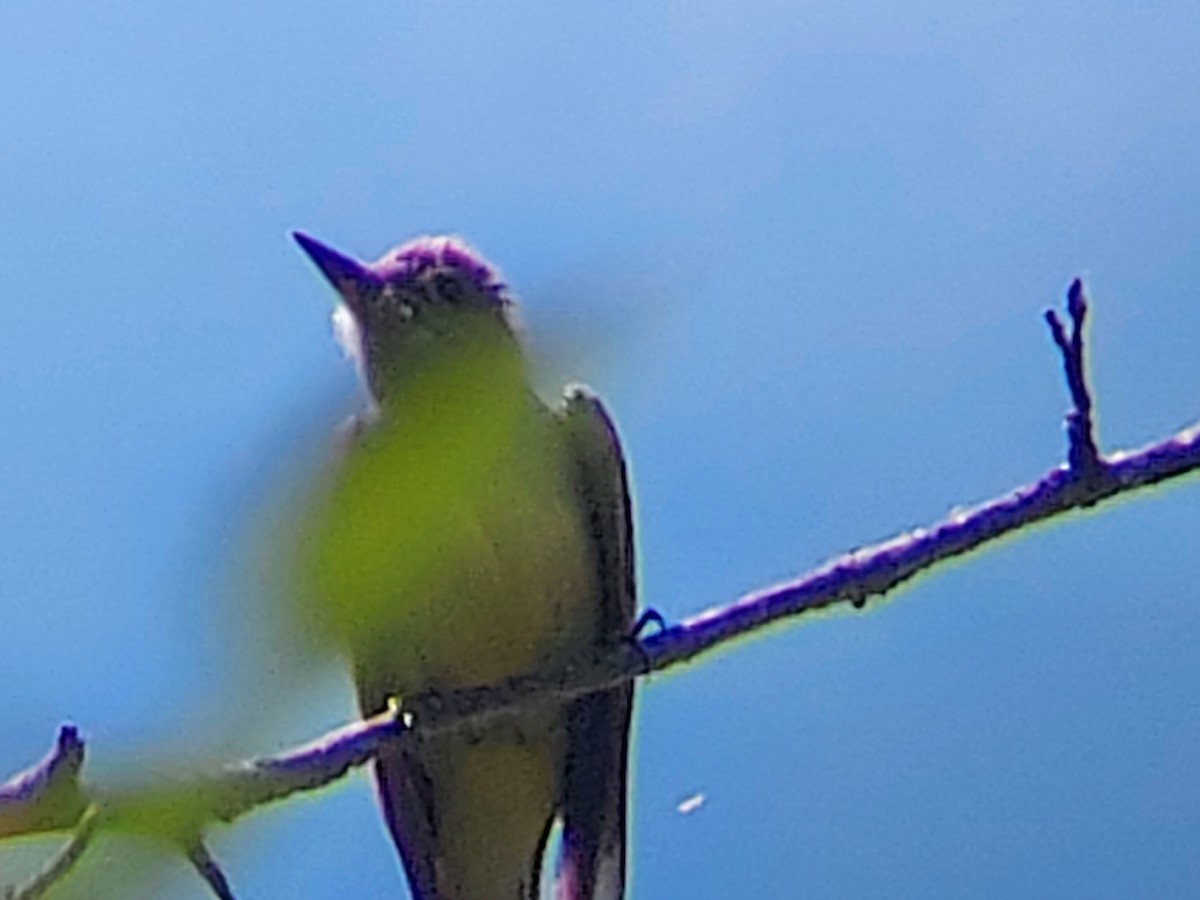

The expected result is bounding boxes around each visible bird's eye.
[433,273,464,304]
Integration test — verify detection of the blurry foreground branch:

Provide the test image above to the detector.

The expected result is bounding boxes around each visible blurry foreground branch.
[4,280,1200,898]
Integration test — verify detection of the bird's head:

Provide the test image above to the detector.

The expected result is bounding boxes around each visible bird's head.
[294,231,521,404]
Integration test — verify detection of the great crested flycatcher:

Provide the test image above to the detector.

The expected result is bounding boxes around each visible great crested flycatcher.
[292,232,635,900]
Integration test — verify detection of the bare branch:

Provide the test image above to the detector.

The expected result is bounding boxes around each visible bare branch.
[636,419,1200,673]
[195,708,403,823]
[182,406,1200,815]
[3,279,1200,889]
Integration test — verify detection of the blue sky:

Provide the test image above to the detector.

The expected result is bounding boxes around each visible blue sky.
[3,1,1200,897]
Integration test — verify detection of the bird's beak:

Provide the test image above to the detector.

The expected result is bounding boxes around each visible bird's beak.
[292,231,376,313]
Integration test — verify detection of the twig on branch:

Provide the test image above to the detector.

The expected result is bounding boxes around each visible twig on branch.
[5,805,98,900]
[0,725,87,839]
[1045,278,1102,477]
[185,840,238,900]
[3,278,1200,892]
[635,279,1192,671]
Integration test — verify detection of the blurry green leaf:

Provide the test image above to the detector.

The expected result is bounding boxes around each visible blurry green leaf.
[288,332,544,660]
[101,782,217,844]
[40,832,181,900]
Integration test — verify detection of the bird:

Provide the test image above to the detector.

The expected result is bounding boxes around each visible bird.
[291,231,636,900]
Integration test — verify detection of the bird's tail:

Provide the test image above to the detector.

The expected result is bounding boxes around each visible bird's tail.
[555,684,633,900]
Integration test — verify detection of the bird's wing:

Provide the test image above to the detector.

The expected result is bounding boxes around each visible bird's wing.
[556,385,637,900]
[358,679,444,900]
